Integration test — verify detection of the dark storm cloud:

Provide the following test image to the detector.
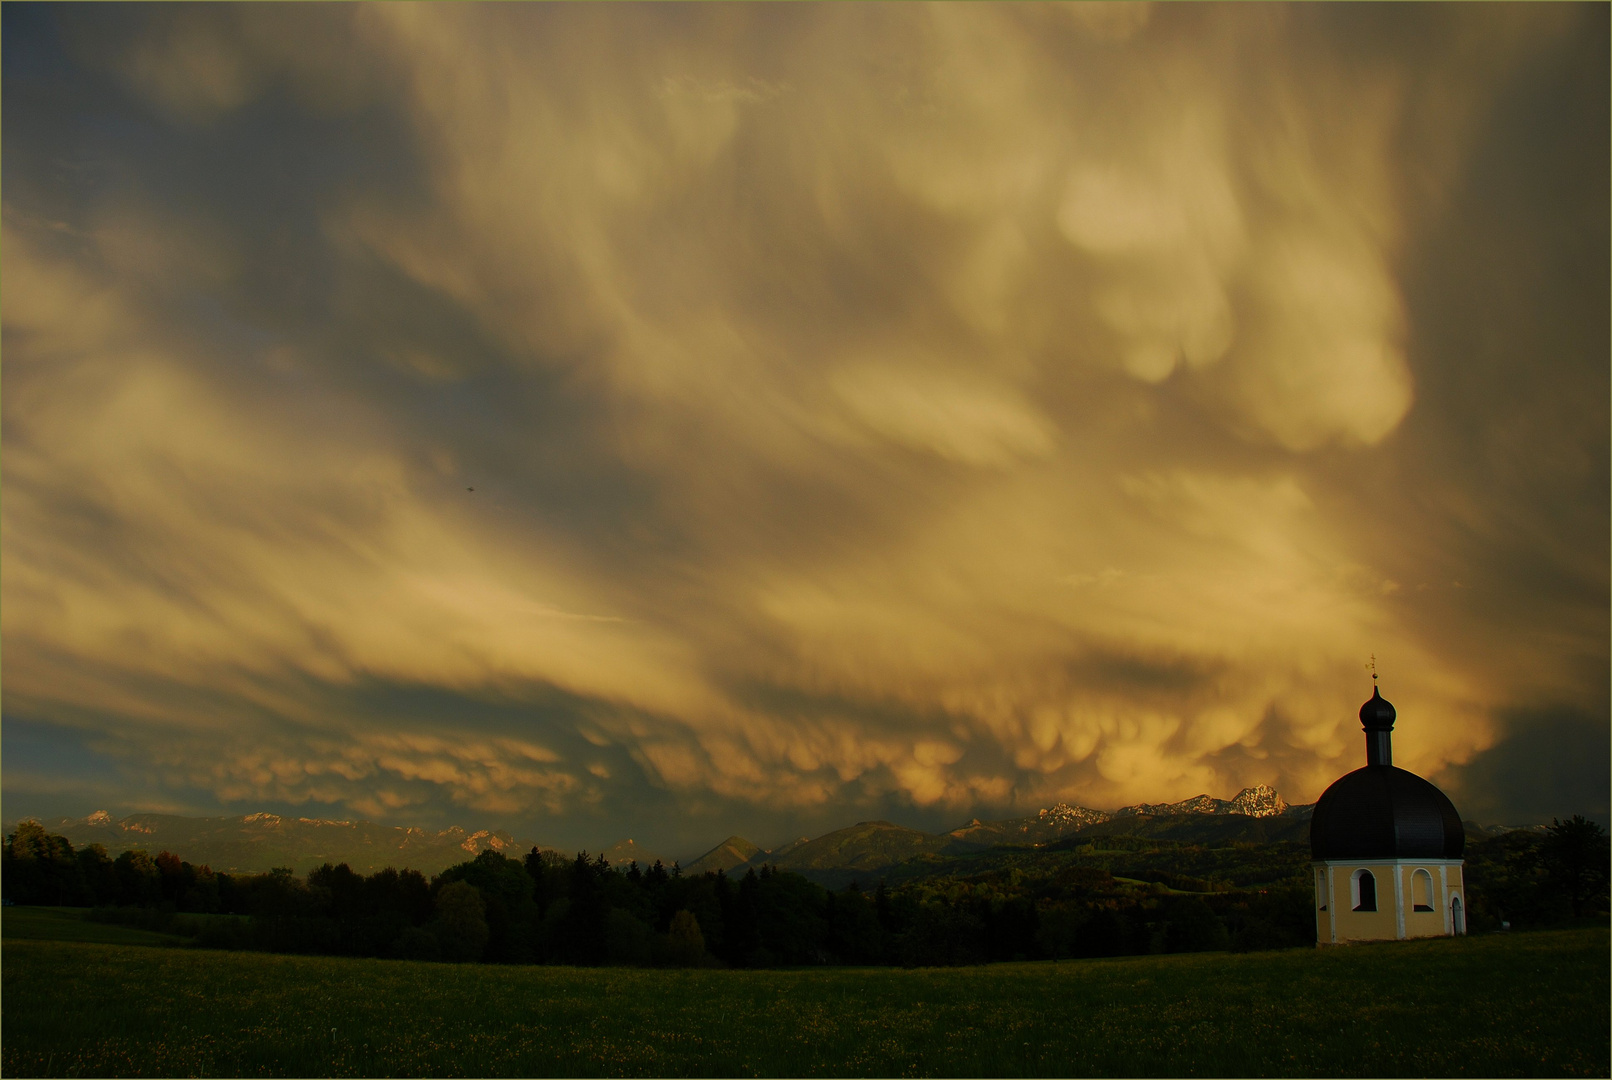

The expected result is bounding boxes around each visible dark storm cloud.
[1435,708,1611,828]
[2,3,1605,845]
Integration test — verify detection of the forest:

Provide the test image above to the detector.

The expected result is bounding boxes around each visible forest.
[3,816,1604,968]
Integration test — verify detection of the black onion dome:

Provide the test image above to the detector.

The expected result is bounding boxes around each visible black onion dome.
[1359,686,1397,731]
[1310,765,1465,860]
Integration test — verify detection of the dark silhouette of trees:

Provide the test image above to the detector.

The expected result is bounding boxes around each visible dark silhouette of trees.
[604,907,654,965]
[983,895,1039,961]
[664,909,706,965]
[244,866,339,953]
[1162,896,1231,953]
[436,850,538,962]
[152,851,222,913]
[309,862,400,955]
[1,822,1303,965]
[1034,902,1082,959]
[433,880,490,961]
[3,821,83,905]
[549,851,610,965]
[825,885,884,963]
[524,846,567,915]
[727,869,764,964]
[76,843,118,906]
[1075,908,1130,957]
[57,816,1612,968]
[1540,815,1611,919]
[113,850,162,908]
[368,866,433,953]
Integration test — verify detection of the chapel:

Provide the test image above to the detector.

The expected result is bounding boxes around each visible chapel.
[1309,683,1467,943]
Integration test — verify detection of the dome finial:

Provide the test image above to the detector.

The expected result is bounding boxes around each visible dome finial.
[1359,665,1396,765]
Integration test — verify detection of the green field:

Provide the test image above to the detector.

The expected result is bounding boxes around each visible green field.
[0,907,189,948]
[2,909,1605,1078]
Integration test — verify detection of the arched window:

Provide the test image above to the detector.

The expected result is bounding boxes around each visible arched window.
[1412,869,1434,912]
[1351,868,1377,912]
[1451,895,1465,935]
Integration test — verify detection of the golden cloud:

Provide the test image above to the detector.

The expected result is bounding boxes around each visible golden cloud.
[3,5,1602,836]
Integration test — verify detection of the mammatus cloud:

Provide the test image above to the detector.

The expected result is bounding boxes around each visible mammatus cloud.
[2,4,1605,847]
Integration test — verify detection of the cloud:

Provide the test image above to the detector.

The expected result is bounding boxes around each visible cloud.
[1434,708,1612,827]
[829,361,1055,467]
[2,4,1605,845]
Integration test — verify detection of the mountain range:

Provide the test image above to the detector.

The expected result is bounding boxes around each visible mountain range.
[6,785,1308,879]
[9,810,528,877]
[679,785,1308,885]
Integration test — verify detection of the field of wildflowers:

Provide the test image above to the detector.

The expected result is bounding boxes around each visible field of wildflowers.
[2,909,1605,1078]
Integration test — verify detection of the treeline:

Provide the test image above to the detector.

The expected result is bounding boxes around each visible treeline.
[1462,816,1611,930]
[10,817,1598,966]
[3,819,1316,965]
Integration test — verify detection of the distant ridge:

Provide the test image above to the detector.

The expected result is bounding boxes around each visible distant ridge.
[938,785,1294,850]
[14,812,533,876]
[762,821,962,874]
[8,788,1301,880]
[768,836,813,861]
[13,787,1553,889]
[1113,784,1290,819]
[706,789,1315,890]
[600,838,669,870]
[685,835,762,875]
[1061,809,1312,847]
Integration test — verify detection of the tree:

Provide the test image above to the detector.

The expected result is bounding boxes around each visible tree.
[663,909,705,966]
[874,882,896,933]
[155,851,195,907]
[3,821,83,905]
[524,847,552,914]
[1075,908,1128,958]
[553,851,609,964]
[436,851,538,963]
[368,867,432,925]
[433,880,490,962]
[113,850,162,907]
[727,869,764,964]
[77,844,118,906]
[1541,815,1611,919]
[1034,903,1081,960]
[185,863,222,913]
[604,908,653,966]
[309,863,366,919]
[1162,896,1231,953]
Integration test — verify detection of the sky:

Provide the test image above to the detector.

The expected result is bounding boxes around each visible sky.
[2,2,1607,858]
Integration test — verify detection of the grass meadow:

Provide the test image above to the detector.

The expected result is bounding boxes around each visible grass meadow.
[2,908,1605,1078]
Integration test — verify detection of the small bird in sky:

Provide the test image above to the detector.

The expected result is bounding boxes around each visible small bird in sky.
[467,486,475,492]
